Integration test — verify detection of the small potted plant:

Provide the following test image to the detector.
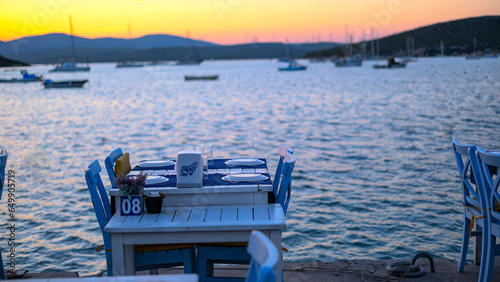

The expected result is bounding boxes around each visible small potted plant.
[144,191,165,214]
[116,173,147,216]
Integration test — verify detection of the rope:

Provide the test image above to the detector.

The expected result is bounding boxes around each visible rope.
[96,245,111,253]
[463,204,488,236]
[386,252,436,278]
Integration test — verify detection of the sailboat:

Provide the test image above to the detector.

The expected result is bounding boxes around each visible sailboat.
[278,40,307,71]
[333,27,362,67]
[176,31,203,66]
[50,16,90,72]
[465,38,481,60]
[116,23,144,68]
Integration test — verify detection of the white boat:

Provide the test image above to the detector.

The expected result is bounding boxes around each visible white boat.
[116,61,144,68]
[333,56,362,67]
[50,61,90,72]
[466,38,481,60]
[116,23,145,68]
[176,58,203,66]
[334,26,363,67]
[49,16,90,72]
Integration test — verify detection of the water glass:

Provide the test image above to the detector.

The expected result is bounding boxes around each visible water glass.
[205,144,213,166]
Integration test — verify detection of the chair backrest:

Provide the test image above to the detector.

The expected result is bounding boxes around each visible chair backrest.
[273,144,293,200]
[246,230,280,282]
[0,149,7,200]
[276,151,296,215]
[452,139,482,209]
[105,148,123,188]
[85,160,113,234]
[475,148,500,223]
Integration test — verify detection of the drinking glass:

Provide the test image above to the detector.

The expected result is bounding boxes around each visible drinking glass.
[196,144,209,179]
[205,144,213,166]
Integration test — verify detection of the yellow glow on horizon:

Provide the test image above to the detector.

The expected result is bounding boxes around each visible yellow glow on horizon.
[1,0,499,44]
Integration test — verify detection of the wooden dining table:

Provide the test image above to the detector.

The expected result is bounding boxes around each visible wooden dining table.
[109,158,274,211]
[104,204,286,276]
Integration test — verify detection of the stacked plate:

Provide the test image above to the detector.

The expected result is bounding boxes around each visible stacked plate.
[137,160,175,168]
[222,173,269,183]
[224,158,264,167]
[145,176,169,185]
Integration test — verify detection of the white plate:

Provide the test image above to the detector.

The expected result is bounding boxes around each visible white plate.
[225,158,264,167]
[145,176,169,185]
[222,173,269,183]
[137,160,175,168]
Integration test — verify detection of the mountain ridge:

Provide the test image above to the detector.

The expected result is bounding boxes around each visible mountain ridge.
[305,15,500,58]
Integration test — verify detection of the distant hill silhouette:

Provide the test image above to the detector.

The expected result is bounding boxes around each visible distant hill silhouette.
[1,37,337,64]
[304,16,500,58]
[0,54,29,67]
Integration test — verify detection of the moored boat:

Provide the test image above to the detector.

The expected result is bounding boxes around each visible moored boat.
[373,57,407,69]
[184,75,219,81]
[278,60,307,71]
[43,79,88,88]
[116,61,144,68]
[49,62,90,72]
[0,70,43,83]
[333,56,363,67]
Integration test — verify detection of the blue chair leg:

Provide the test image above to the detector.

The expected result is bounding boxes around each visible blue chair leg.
[458,214,471,272]
[0,247,6,280]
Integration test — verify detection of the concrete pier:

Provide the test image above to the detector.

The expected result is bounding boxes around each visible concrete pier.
[13,258,500,281]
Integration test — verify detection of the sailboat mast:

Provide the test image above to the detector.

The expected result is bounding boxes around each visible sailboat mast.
[128,23,134,60]
[69,15,77,62]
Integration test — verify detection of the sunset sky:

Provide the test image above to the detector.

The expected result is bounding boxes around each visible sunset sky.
[1,0,499,44]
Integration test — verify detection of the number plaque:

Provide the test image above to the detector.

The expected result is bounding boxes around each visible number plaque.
[120,195,142,216]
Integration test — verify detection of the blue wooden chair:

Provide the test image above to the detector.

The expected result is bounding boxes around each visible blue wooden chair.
[272,145,294,203]
[471,147,500,282]
[246,231,280,282]
[104,148,124,188]
[452,139,488,276]
[196,151,295,282]
[85,160,196,276]
[0,149,7,280]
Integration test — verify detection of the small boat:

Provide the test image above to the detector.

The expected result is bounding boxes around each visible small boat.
[116,61,144,68]
[0,70,43,83]
[49,17,91,72]
[43,79,88,88]
[333,56,363,67]
[184,75,219,81]
[176,59,203,66]
[50,62,90,72]
[373,58,407,69]
[466,38,481,60]
[278,60,307,71]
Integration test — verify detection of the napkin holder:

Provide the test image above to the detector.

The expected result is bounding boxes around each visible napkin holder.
[176,151,203,188]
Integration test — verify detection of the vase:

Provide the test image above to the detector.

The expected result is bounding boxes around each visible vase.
[145,196,163,214]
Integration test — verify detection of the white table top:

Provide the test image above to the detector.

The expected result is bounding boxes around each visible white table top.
[105,204,286,234]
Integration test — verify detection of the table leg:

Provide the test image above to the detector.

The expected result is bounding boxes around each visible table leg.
[111,234,125,276]
[124,244,135,275]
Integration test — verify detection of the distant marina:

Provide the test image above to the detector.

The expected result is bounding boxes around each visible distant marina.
[0,57,499,275]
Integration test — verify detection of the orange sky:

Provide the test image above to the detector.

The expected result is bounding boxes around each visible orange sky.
[0,0,499,44]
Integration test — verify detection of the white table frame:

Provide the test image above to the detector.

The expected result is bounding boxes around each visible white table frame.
[104,204,286,276]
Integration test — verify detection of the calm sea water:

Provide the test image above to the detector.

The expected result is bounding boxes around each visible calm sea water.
[0,57,499,276]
